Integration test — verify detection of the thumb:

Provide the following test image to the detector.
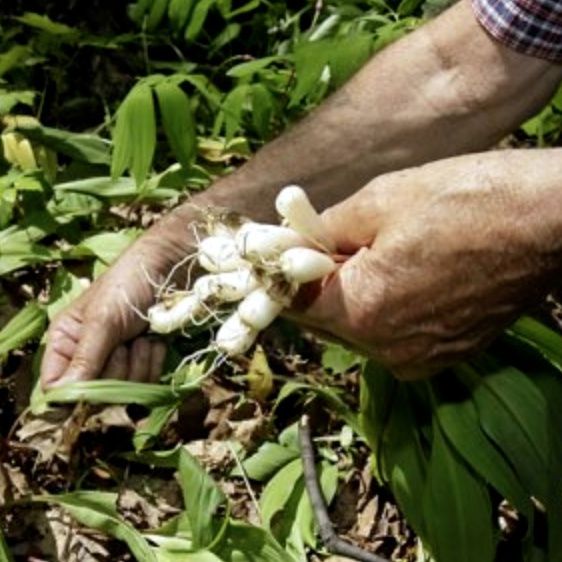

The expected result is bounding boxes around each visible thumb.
[292,246,386,348]
[320,179,390,254]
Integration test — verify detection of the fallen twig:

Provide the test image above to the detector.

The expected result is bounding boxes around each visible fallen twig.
[298,415,389,562]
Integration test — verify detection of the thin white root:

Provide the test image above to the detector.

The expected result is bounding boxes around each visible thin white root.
[238,288,283,331]
[215,312,258,356]
[280,247,336,284]
[121,289,150,322]
[157,251,199,299]
[275,185,336,252]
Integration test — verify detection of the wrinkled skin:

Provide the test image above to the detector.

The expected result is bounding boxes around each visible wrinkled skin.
[294,152,562,379]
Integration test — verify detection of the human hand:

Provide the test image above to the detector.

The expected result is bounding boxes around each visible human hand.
[40,210,197,389]
[295,151,562,379]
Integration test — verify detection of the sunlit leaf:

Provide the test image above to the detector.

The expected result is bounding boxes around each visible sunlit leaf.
[33,491,156,562]
[155,81,196,170]
[234,442,299,481]
[0,302,46,360]
[423,424,495,562]
[185,0,215,41]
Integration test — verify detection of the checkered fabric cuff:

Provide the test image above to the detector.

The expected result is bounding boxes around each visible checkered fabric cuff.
[472,0,562,62]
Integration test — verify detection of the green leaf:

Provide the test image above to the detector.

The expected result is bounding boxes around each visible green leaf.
[227,56,283,78]
[146,0,169,31]
[185,0,216,41]
[130,84,157,185]
[168,0,195,32]
[0,302,46,360]
[14,124,111,165]
[235,442,300,481]
[0,225,57,275]
[430,379,532,517]
[380,384,428,541]
[177,448,227,549]
[155,549,222,562]
[133,403,179,452]
[40,379,198,408]
[0,46,30,79]
[155,82,196,170]
[457,362,549,502]
[508,316,562,373]
[359,362,398,479]
[423,424,495,562]
[47,269,86,320]
[33,491,156,562]
[213,519,294,562]
[15,12,79,37]
[291,41,329,105]
[0,89,35,114]
[328,35,372,87]
[222,84,252,141]
[322,342,362,375]
[75,229,141,264]
[0,529,13,562]
[250,84,273,138]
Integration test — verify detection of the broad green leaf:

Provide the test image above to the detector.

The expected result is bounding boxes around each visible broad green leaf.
[274,381,360,435]
[322,342,362,375]
[508,316,562,372]
[129,84,157,185]
[328,35,372,87]
[168,0,194,32]
[430,380,532,517]
[111,91,134,179]
[423,424,495,562]
[359,361,397,479]
[213,519,294,562]
[260,458,303,530]
[55,176,179,201]
[46,269,86,320]
[398,0,424,16]
[75,229,141,264]
[0,302,46,359]
[458,363,549,502]
[227,56,283,78]
[211,23,241,51]
[40,379,198,408]
[222,85,252,141]
[133,403,179,452]
[0,225,56,275]
[224,0,260,19]
[14,124,111,165]
[34,491,156,562]
[177,448,227,549]
[234,442,299,481]
[0,89,35,114]
[155,549,222,562]
[250,84,273,138]
[185,0,216,41]
[146,0,169,31]
[0,46,30,78]
[291,41,329,105]
[0,527,13,562]
[15,12,79,37]
[380,384,428,541]
[155,82,196,170]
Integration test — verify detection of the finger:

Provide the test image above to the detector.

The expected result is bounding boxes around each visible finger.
[41,311,85,388]
[102,345,128,380]
[320,177,392,253]
[128,338,152,382]
[49,317,121,387]
[149,341,167,382]
[51,335,78,360]
[295,247,386,346]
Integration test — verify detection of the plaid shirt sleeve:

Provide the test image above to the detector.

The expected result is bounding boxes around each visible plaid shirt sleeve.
[472,0,562,62]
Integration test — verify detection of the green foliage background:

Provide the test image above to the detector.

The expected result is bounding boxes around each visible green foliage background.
[1,1,562,561]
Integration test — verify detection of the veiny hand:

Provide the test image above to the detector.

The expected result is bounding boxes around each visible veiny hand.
[40,211,196,389]
[296,151,562,379]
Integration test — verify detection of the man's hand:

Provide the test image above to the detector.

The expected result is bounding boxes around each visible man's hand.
[296,150,562,379]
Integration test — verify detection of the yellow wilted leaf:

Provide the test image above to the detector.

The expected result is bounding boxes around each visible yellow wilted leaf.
[247,345,274,402]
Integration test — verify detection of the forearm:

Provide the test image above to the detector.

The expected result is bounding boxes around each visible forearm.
[150,0,562,258]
